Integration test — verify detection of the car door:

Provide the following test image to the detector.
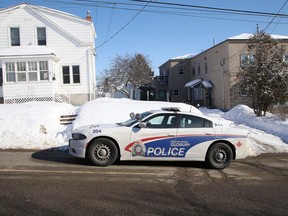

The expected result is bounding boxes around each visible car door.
[175,114,215,159]
[125,113,179,159]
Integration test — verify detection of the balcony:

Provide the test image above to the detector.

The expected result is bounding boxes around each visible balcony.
[154,76,168,85]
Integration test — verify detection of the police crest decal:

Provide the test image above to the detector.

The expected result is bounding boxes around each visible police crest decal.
[132,141,146,157]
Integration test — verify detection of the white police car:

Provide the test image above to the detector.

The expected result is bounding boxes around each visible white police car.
[69,107,250,169]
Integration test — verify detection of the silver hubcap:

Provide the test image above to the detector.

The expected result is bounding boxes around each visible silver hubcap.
[214,149,227,163]
[94,144,111,161]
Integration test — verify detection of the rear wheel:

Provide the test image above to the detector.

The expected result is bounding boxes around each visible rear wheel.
[206,143,233,169]
[87,138,118,166]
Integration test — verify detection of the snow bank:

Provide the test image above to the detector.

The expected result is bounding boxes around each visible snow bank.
[0,102,75,150]
[224,105,288,144]
[0,99,287,157]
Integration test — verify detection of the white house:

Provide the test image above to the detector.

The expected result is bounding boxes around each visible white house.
[0,3,96,105]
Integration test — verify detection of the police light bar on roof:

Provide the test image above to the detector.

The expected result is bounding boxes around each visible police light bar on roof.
[161,107,181,112]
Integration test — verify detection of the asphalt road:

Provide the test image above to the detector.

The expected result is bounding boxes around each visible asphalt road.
[0,150,287,216]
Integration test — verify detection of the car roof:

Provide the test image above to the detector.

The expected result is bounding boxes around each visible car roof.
[146,107,215,122]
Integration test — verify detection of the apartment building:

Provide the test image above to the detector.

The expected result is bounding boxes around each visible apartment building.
[157,33,288,110]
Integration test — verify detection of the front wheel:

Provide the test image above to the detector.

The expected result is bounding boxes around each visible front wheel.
[206,143,233,169]
[87,138,118,166]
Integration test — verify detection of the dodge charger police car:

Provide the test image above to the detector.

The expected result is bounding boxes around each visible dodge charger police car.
[69,107,250,169]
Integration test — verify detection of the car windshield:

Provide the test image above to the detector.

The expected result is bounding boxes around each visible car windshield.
[117,111,152,127]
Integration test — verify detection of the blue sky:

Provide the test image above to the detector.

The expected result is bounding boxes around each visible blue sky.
[1,0,288,77]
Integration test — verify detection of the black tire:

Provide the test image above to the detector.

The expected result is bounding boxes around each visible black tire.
[87,138,118,166]
[206,143,233,169]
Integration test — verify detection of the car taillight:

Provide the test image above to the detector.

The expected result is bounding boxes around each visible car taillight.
[72,133,87,140]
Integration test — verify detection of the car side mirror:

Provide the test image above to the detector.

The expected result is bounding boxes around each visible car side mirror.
[138,122,147,128]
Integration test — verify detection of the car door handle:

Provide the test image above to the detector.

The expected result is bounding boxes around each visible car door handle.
[167,134,176,137]
[205,133,213,136]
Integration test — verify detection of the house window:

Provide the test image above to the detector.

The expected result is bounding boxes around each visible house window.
[5,61,49,83]
[283,53,288,62]
[197,63,201,75]
[5,63,15,82]
[62,65,81,84]
[28,61,38,81]
[39,61,49,80]
[240,54,255,66]
[240,87,248,96]
[16,62,26,82]
[0,68,3,86]
[37,27,46,45]
[173,89,179,96]
[72,65,80,83]
[192,66,195,76]
[62,66,70,84]
[178,67,184,75]
[205,63,208,74]
[10,27,20,46]
[193,88,203,100]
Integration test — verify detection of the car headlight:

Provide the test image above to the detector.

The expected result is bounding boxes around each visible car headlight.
[72,133,87,140]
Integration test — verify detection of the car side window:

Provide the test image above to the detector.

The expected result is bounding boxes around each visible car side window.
[144,114,178,128]
[180,114,212,128]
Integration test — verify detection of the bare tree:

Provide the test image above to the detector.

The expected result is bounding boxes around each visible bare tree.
[99,53,154,99]
[128,53,154,99]
[238,32,288,116]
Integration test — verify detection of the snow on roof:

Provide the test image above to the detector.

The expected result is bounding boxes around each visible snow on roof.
[171,54,194,60]
[0,45,56,57]
[229,33,288,40]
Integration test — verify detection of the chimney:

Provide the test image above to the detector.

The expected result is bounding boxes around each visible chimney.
[85,10,92,21]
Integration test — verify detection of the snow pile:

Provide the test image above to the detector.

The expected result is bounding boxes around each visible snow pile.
[0,102,75,150]
[0,98,287,157]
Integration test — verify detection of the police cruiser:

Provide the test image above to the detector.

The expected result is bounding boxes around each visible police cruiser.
[69,107,250,169]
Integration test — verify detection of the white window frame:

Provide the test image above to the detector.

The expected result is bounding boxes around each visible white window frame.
[62,65,81,85]
[9,27,20,46]
[4,61,50,83]
[240,54,255,66]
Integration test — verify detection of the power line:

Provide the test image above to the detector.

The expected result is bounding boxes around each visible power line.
[96,0,151,49]
[131,0,288,18]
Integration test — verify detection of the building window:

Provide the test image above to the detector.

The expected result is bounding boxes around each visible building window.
[178,67,184,75]
[5,61,49,83]
[5,62,16,82]
[0,68,3,86]
[192,66,195,76]
[283,53,288,62]
[28,61,38,81]
[173,89,179,96]
[62,65,80,84]
[16,62,26,82]
[193,88,203,100]
[240,54,255,66]
[197,63,201,75]
[72,65,80,83]
[205,63,208,74]
[37,27,46,45]
[62,66,70,84]
[39,61,49,80]
[10,27,20,46]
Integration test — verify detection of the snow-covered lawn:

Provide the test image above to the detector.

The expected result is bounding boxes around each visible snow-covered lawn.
[0,98,287,156]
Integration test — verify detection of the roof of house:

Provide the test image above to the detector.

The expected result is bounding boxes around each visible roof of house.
[0,3,96,45]
[0,45,59,61]
[228,33,288,40]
